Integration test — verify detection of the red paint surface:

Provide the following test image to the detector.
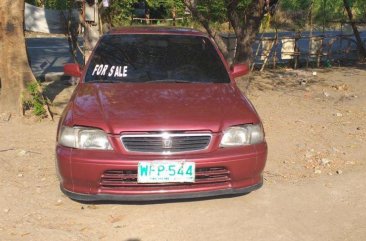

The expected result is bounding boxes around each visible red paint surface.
[57,27,267,199]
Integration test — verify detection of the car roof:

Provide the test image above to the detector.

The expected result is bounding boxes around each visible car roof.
[107,26,207,37]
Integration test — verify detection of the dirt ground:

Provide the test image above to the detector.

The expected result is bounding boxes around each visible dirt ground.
[0,67,365,241]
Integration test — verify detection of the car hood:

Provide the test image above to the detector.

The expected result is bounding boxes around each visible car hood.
[68,83,259,134]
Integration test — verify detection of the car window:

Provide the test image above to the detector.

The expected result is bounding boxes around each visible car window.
[85,34,231,83]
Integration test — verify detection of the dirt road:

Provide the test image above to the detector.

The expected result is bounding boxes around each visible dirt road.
[1,67,365,241]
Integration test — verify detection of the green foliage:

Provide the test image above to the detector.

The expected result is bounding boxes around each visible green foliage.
[103,0,135,26]
[194,0,252,24]
[25,0,42,6]
[280,0,366,28]
[25,0,366,26]
[45,0,66,9]
[195,0,227,23]
[147,0,186,17]
[25,0,70,10]
[23,83,47,117]
[103,0,188,26]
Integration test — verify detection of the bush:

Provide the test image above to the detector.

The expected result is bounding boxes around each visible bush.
[23,82,47,117]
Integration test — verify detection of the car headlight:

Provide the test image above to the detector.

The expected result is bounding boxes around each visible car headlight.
[58,126,113,150]
[220,124,264,147]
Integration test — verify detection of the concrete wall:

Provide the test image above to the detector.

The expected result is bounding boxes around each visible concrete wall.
[25,3,79,34]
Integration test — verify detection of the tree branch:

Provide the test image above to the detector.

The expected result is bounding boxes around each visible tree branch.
[183,0,229,59]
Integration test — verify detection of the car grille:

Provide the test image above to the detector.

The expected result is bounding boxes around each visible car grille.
[121,133,212,153]
[100,167,231,189]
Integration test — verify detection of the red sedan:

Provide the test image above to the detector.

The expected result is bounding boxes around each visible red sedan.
[57,27,267,201]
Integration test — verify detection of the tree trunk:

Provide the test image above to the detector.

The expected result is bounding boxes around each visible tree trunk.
[183,0,229,59]
[67,0,80,64]
[0,0,37,114]
[83,2,101,63]
[343,0,366,59]
[226,0,265,64]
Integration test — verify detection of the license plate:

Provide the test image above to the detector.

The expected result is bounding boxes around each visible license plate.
[138,161,195,183]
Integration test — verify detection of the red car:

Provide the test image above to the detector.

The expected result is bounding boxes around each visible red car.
[57,27,267,201]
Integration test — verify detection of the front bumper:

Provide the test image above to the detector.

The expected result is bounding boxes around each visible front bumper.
[56,142,267,201]
[61,181,263,202]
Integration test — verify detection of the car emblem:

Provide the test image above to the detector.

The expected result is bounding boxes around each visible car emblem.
[162,139,173,149]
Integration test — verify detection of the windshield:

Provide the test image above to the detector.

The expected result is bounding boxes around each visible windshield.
[85,34,231,84]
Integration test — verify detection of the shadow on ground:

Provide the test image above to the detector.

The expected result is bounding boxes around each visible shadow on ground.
[42,77,76,116]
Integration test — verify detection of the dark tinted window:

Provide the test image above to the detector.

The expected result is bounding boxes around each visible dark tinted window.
[85,34,230,83]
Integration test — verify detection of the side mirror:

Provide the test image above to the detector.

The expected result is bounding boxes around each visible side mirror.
[230,63,250,79]
[64,63,82,77]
